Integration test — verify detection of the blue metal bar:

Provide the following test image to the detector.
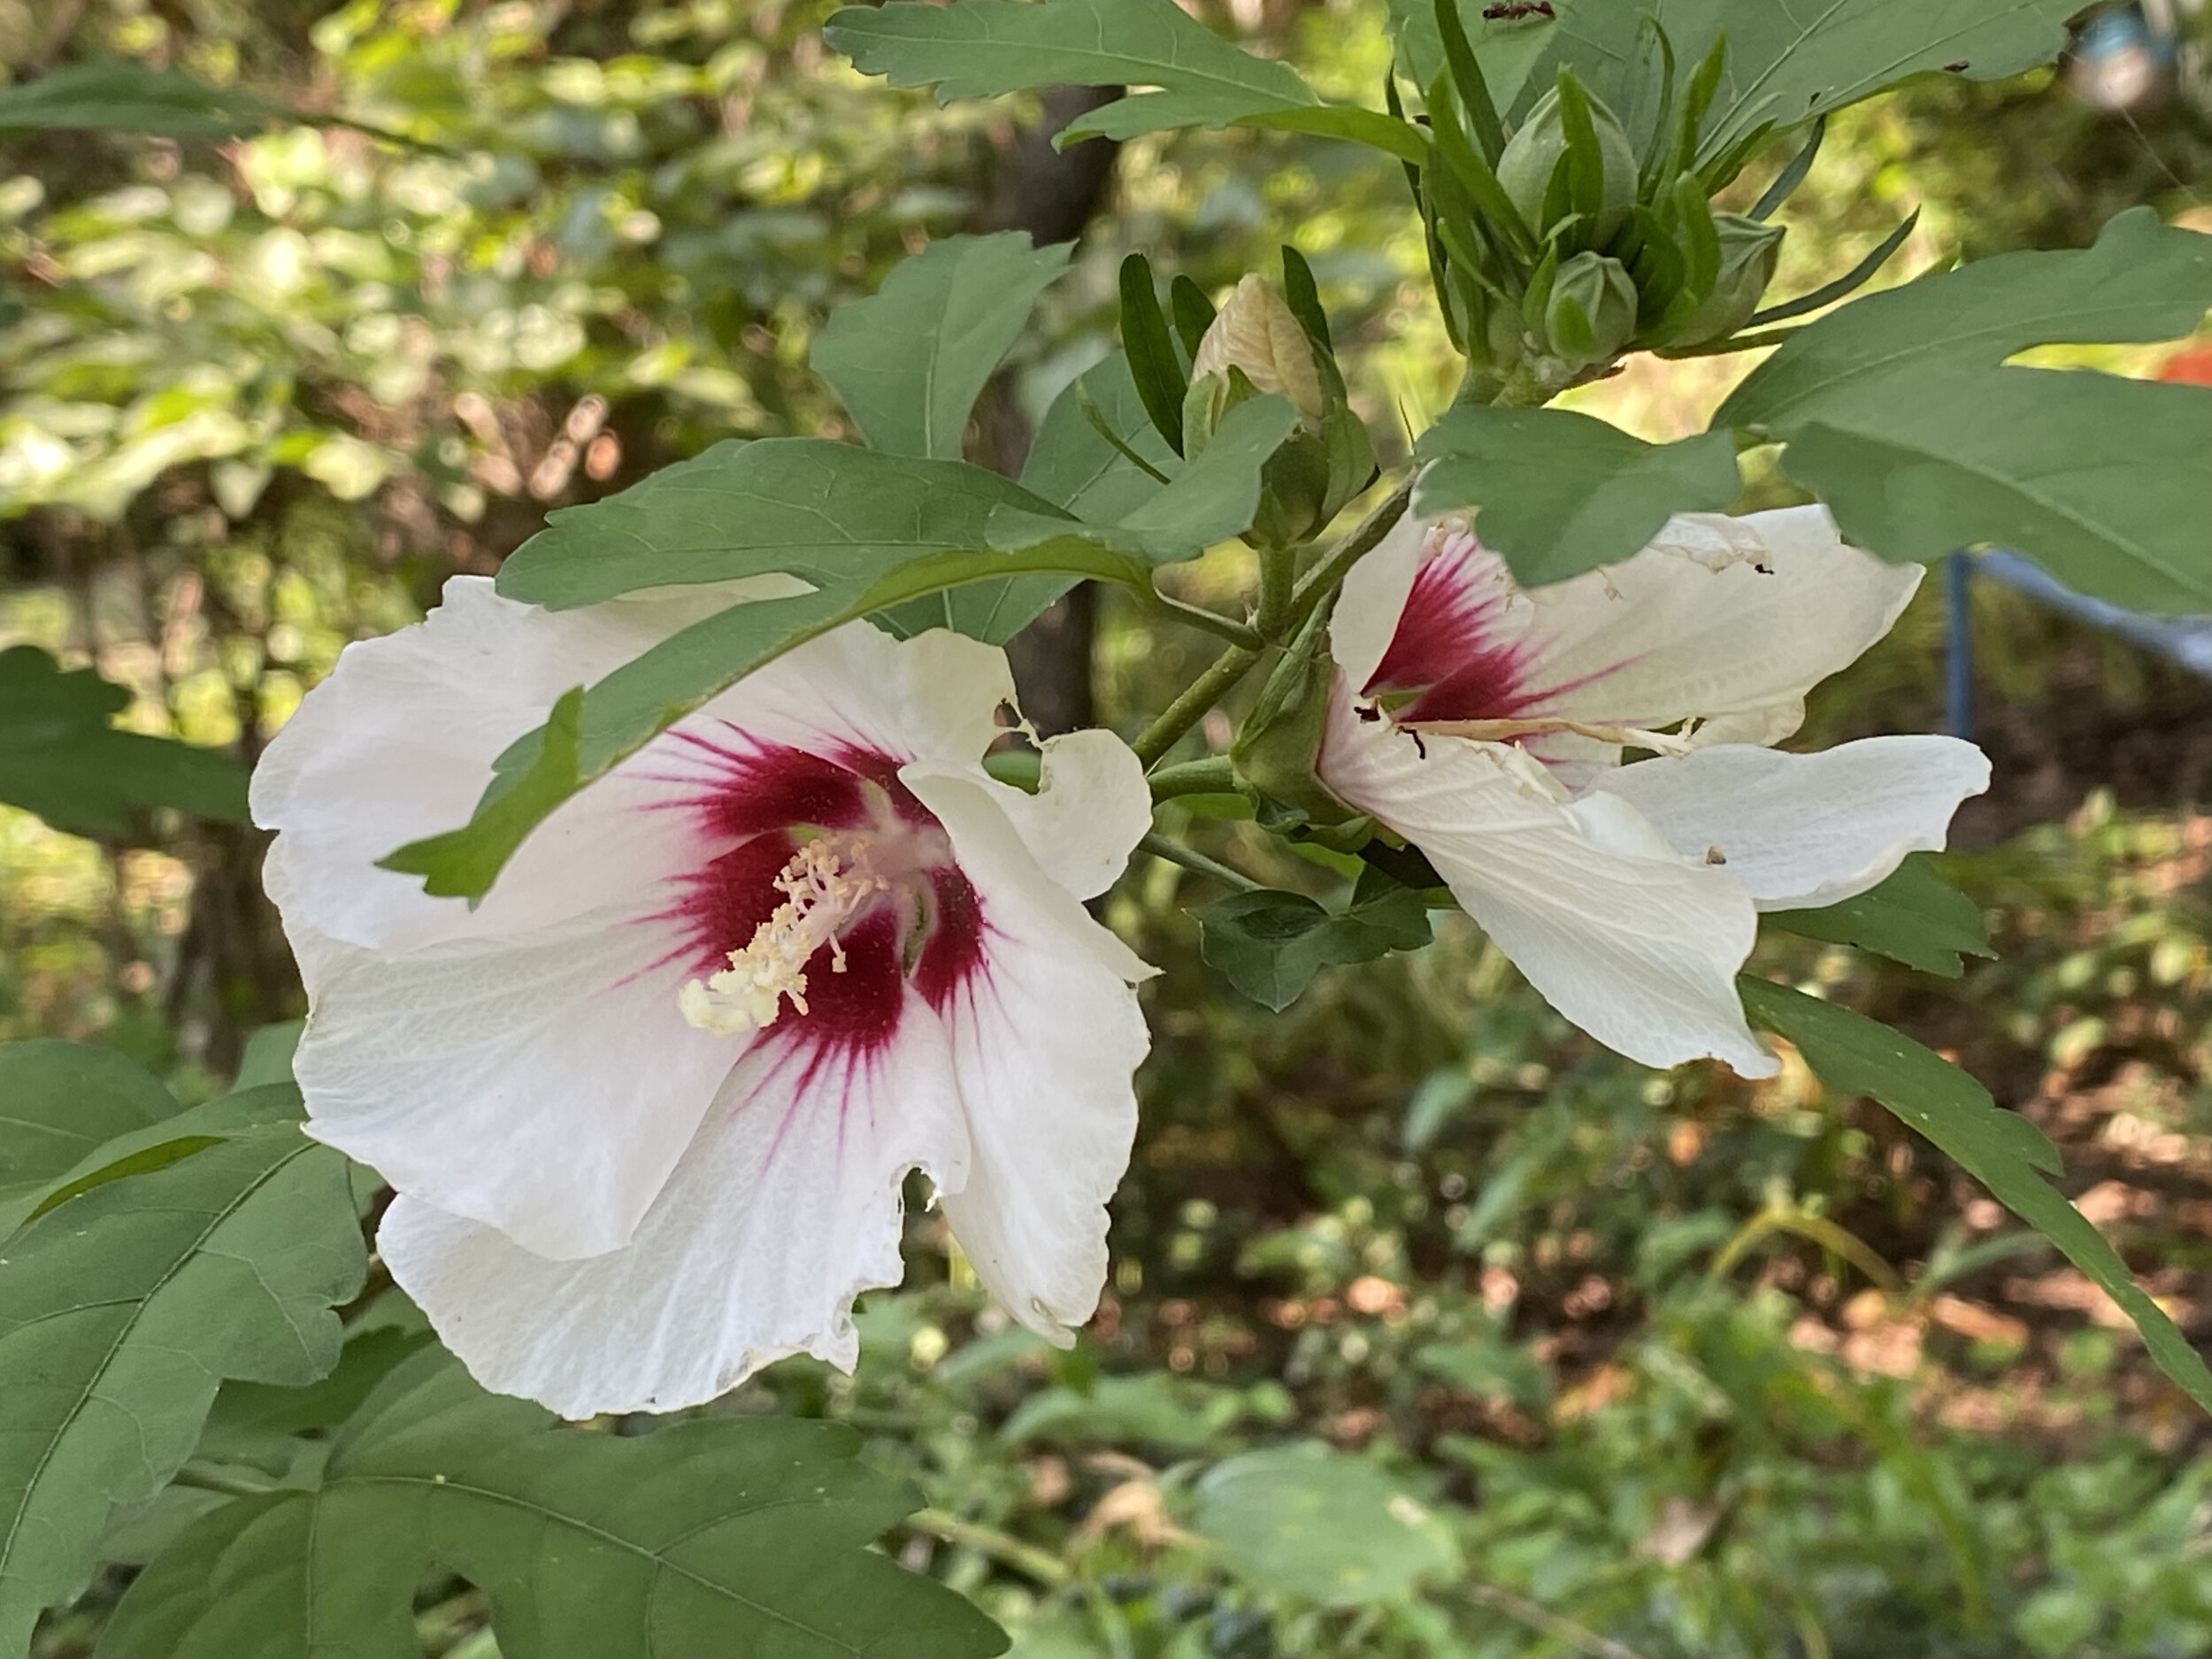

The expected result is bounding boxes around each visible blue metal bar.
[1945,553,1977,741]
[1977,550,2212,680]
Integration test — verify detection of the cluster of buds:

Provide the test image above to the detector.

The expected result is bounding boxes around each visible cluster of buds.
[1118,250,1378,549]
[1404,5,1815,406]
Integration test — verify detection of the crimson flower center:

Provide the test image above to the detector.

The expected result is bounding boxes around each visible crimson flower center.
[651,732,989,1053]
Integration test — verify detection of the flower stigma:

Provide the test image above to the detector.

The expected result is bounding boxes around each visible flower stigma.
[680,833,888,1036]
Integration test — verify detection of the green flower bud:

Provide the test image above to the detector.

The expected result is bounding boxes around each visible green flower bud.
[1543,251,1638,373]
[1671,214,1786,348]
[1497,87,1638,245]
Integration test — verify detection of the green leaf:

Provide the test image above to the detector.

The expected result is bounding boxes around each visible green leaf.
[1019,353,1179,525]
[1119,253,1188,454]
[0,58,296,140]
[0,647,249,835]
[1718,209,2212,614]
[495,440,1080,611]
[379,685,584,899]
[0,58,419,150]
[0,1042,175,1233]
[0,1089,365,1652]
[103,1350,1009,1659]
[1740,979,2212,1414]
[817,234,1074,646]
[826,0,1424,163]
[886,351,1187,647]
[1197,882,1432,1011]
[196,1324,438,1473]
[1428,0,2083,144]
[1384,0,1559,117]
[1413,408,1741,586]
[1194,1443,1459,1607]
[811,233,1071,462]
[392,403,1297,901]
[1765,854,1993,979]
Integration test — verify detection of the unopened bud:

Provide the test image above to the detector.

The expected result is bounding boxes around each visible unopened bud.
[1497,87,1638,245]
[1544,252,1638,372]
[1193,275,1326,423]
[1671,214,1786,349]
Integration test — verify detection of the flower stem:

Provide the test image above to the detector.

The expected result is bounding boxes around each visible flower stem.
[1139,832,1263,893]
[1450,1582,1655,1659]
[1141,586,1265,649]
[1285,477,1415,634]
[1254,543,1297,641]
[1130,643,1262,769]
[907,1508,1070,1586]
[1147,757,1237,801]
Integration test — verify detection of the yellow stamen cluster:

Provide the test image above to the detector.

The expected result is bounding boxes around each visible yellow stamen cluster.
[680,835,887,1037]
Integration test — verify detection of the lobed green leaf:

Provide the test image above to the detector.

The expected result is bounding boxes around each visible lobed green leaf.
[810,233,1071,462]
[0,1089,364,1654]
[101,1349,1008,1659]
[1394,0,2084,146]
[1720,210,2212,614]
[1197,882,1433,1011]
[826,0,1425,161]
[1765,854,1993,979]
[1740,979,2212,1414]
[1413,408,1741,586]
[0,1043,176,1236]
[0,647,249,837]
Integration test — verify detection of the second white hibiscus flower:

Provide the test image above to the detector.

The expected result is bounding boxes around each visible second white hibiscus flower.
[1319,504,1990,1078]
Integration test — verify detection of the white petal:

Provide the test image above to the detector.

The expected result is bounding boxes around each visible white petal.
[901,764,1152,1337]
[253,576,743,953]
[379,1011,971,1417]
[714,623,1014,770]
[1318,687,1774,1077]
[1330,508,1432,688]
[1520,506,1921,742]
[293,905,737,1259]
[1589,738,1992,911]
[980,728,1152,902]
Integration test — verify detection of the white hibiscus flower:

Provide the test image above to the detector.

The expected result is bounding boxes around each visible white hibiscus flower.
[254,578,1155,1417]
[1318,505,1991,1078]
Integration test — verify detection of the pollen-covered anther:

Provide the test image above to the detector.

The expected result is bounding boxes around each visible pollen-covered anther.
[679,833,888,1037]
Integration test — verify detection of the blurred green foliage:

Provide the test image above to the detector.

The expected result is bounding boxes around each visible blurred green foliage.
[7,3,2212,1657]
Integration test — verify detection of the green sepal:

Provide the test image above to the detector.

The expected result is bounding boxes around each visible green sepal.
[1171,274,1217,357]
[1119,252,1188,453]
[1663,212,1786,349]
[1231,605,1365,833]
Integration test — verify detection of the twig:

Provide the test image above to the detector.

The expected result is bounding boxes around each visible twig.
[907,1508,1069,1586]
[1455,1581,1655,1659]
[1147,757,1238,801]
[1286,477,1416,633]
[1139,832,1263,893]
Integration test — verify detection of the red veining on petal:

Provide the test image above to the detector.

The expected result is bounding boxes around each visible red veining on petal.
[633,721,995,1064]
[1365,538,1538,723]
[785,907,907,1048]
[649,831,797,975]
[914,865,988,1011]
[833,743,938,826]
[665,729,874,839]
